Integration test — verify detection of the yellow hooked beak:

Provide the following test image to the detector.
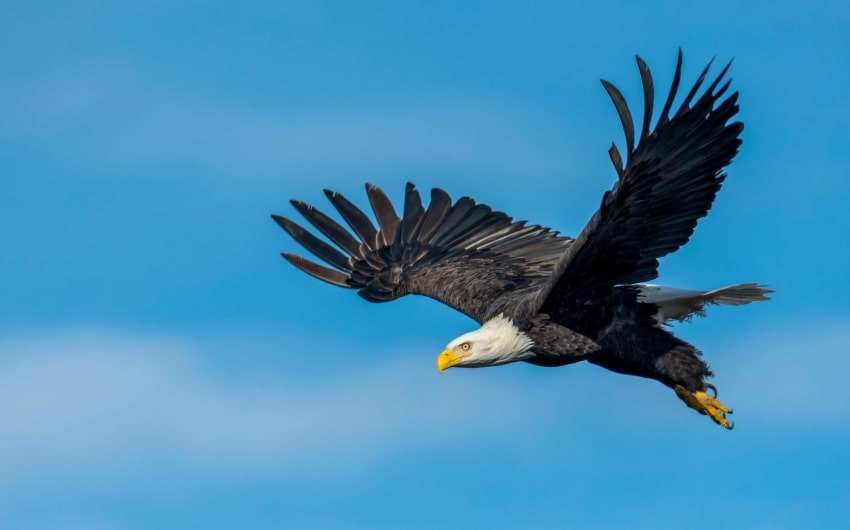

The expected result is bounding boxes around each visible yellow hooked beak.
[436,349,469,373]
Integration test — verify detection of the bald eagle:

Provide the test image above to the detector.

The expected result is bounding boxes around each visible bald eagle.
[272,51,771,429]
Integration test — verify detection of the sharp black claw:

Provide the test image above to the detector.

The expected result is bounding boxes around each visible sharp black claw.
[705,384,718,397]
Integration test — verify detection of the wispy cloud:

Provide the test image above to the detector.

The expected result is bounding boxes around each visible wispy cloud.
[98,98,574,180]
[709,320,850,430]
[4,72,576,181]
[0,319,844,493]
[0,328,567,488]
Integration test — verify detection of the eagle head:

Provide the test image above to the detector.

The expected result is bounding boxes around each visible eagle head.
[436,314,535,372]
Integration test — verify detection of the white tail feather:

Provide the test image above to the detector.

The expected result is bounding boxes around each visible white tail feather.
[636,283,773,325]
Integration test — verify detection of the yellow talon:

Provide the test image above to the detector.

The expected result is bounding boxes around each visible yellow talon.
[674,384,734,430]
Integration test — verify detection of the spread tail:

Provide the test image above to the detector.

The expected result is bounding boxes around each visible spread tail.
[636,283,773,324]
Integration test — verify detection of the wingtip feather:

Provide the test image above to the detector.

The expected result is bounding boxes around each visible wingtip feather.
[281,252,353,288]
[601,78,636,157]
[636,55,654,140]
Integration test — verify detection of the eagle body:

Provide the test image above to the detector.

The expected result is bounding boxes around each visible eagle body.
[273,51,772,429]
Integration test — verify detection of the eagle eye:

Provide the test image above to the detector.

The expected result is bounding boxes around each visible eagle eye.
[460,342,471,351]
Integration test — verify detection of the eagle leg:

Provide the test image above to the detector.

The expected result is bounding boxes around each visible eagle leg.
[674,384,734,430]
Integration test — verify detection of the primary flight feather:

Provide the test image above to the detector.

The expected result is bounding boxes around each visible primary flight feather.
[272,50,771,429]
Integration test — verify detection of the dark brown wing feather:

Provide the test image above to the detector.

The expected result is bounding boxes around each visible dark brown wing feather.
[273,182,572,323]
[529,50,742,319]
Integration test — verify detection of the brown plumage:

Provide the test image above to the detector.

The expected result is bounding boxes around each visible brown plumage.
[272,50,772,429]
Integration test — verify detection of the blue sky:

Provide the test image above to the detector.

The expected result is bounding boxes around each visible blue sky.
[1,1,849,529]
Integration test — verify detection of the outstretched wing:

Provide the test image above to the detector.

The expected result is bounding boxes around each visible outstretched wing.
[273,182,572,323]
[534,51,743,317]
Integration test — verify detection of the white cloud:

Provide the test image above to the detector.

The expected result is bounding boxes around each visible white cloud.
[0,319,844,493]
[0,328,567,488]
